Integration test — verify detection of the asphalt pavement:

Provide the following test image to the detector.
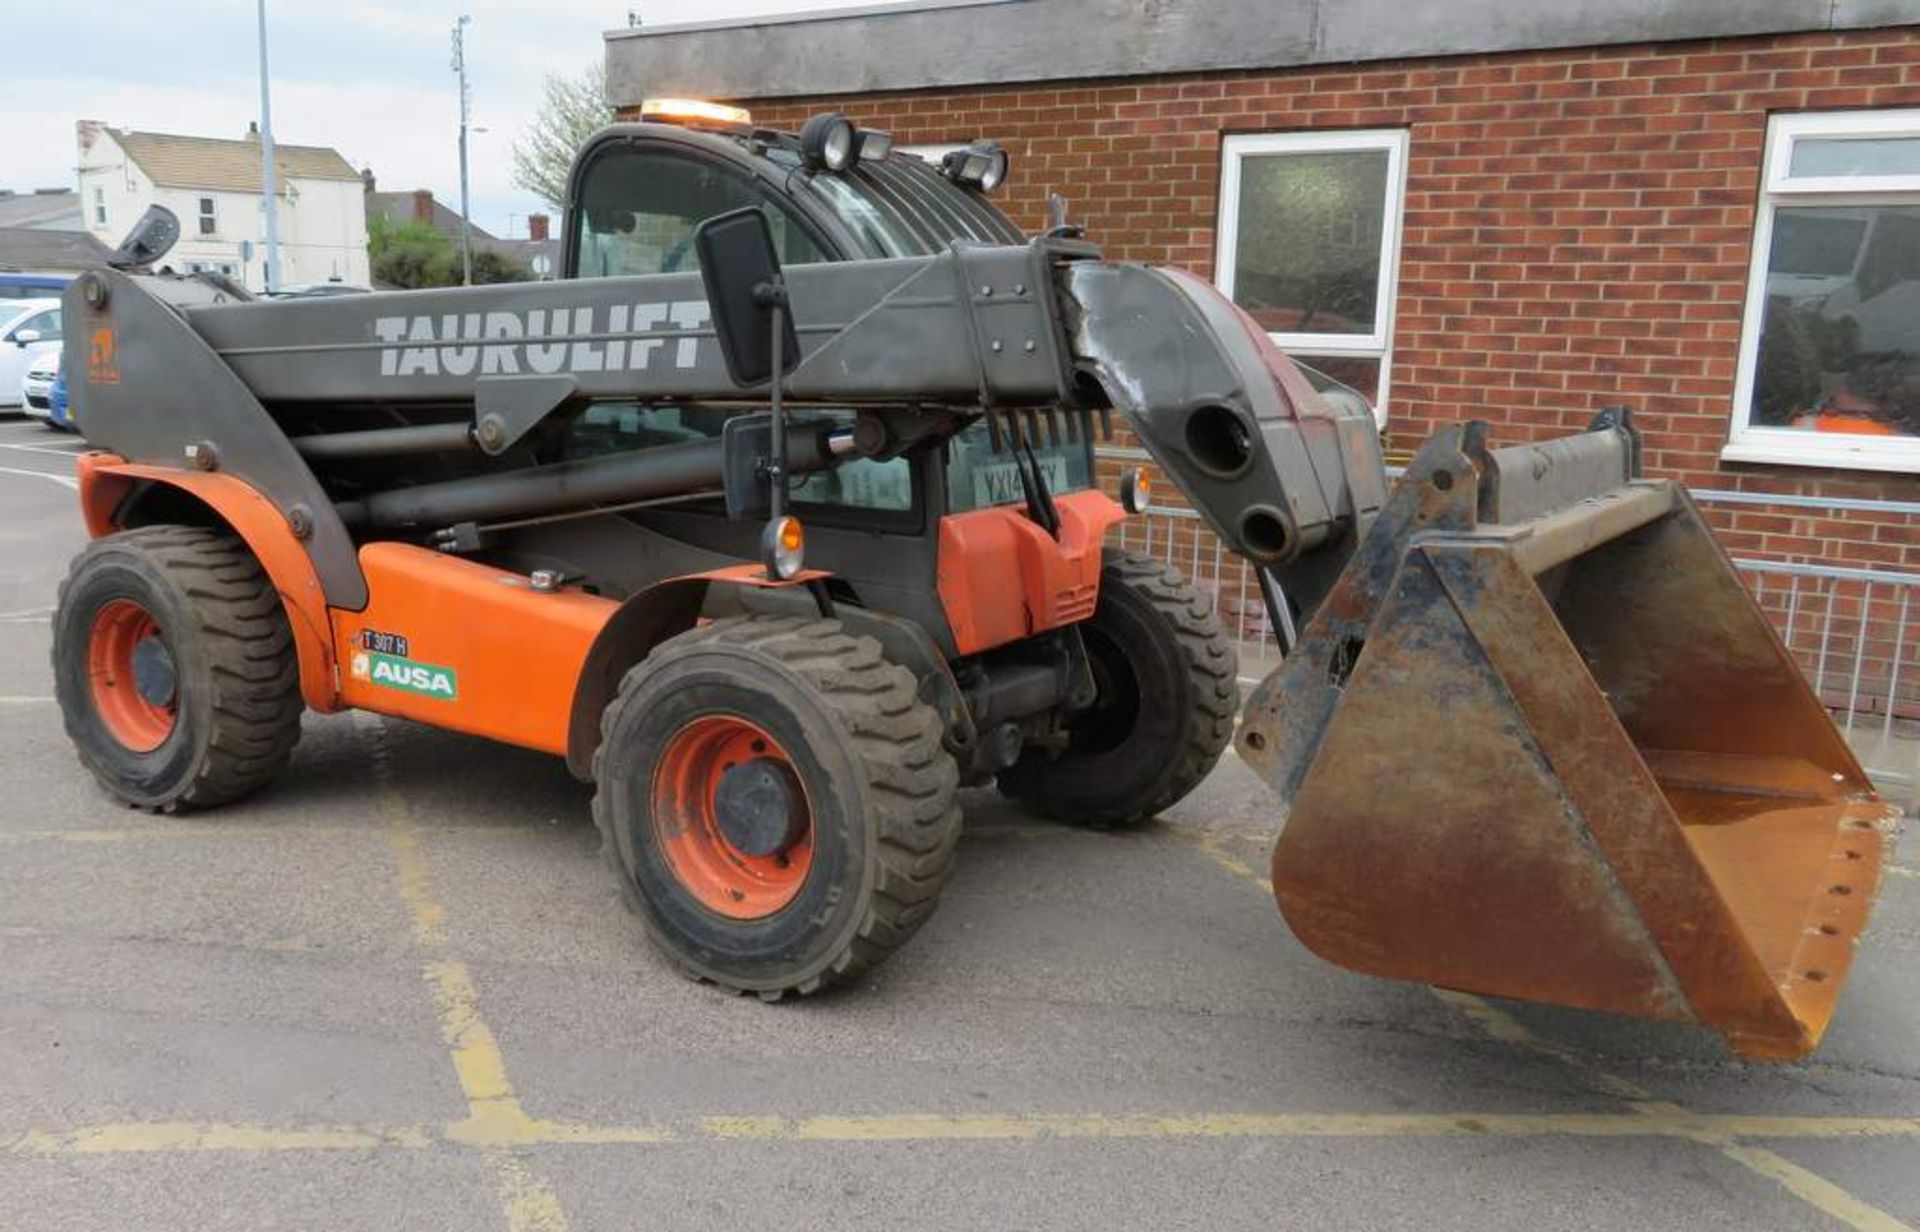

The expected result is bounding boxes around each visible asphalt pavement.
[0,418,1914,1231]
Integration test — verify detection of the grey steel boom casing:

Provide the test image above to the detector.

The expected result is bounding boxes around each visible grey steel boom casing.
[66,240,1383,614]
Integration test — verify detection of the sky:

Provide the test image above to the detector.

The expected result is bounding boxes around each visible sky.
[7,0,863,239]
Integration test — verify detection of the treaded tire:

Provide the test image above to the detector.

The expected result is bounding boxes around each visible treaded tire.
[998,550,1236,827]
[592,614,962,998]
[53,526,303,812]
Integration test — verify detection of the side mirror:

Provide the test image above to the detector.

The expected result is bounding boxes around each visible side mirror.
[11,329,41,346]
[694,207,799,388]
[109,203,182,271]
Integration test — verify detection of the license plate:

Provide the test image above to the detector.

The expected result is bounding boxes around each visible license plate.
[972,456,1070,507]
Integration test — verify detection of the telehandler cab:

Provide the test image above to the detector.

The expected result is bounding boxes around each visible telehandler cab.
[54,103,1899,1057]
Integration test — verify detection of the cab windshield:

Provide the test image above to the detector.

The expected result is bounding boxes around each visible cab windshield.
[806,154,1026,257]
[944,419,1093,513]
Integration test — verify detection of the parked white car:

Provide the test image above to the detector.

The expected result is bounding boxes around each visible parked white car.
[0,298,62,410]
[21,348,60,423]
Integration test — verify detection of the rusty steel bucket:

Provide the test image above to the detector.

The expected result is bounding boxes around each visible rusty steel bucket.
[1237,416,1902,1060]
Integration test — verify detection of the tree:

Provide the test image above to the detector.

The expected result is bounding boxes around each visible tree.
[368,213,456,289]
[512,63,611,211]
[470,250,533,285]
[367,214,533,288]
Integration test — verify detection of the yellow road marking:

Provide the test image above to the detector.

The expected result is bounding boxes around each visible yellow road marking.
[7,1121,431,1155]
[9,1109,1917,1157]
[487,1151,571,1232]
[1425,989,1655,1102]
[1887,865,1915,880]
[1173,814,1918,1232]
[362,713,573,1232]
[0,824,363,844]
[1717,1144,1916,1232]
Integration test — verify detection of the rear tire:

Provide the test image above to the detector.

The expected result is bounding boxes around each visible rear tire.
[52,526,304,811]
[998,550,1236,827]
[592,614,961,998]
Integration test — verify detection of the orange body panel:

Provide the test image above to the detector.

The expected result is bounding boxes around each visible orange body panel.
[77,453,341,713]
[936,489,1128,656]
[333,543,619,755]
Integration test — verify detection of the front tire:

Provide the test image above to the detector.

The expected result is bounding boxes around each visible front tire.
[53,526,304,811]
[998,551,1236,826]
[592,615,961,998]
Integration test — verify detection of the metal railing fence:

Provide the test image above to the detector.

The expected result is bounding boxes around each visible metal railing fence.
[1108,497,1920,789]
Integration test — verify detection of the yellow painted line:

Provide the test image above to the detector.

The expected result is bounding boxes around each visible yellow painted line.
[695,1109,1920,1144]
[1717,1143,1915,1232]
[0,824,366,844]
[1427,989,1656,1102]
[1887,865,1916,880]
[361,713,572,1232]
[6,1120,431,1155]
[1444,988,1920,1231]
[1177,802,1917,1231]
[388,823,450,947]
[1160,823,1274,892]
[484,1150,572,1232]
[0,693,55,703]
[11,1108,1916,1157]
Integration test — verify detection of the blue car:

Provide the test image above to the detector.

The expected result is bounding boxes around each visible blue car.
[23,347,74,431]
[48,361,72,430]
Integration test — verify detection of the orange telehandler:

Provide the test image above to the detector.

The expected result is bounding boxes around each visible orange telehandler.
[52,104,1900,1058]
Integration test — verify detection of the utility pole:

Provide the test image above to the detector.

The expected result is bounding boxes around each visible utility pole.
[256,0,281,292]
[452,15,474,287]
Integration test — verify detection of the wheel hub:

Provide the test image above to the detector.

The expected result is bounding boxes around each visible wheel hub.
[713,758,806,857]
[86,599,177,754]
[131,635,177,708]
[650,715,815,920]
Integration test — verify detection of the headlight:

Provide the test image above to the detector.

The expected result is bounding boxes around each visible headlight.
[800,113,857,172]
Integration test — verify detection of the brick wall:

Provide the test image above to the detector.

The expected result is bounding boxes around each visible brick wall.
[739,27,1920,719]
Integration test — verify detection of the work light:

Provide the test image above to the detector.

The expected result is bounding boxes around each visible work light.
[800,113,857,172]
[941,142,1010,193]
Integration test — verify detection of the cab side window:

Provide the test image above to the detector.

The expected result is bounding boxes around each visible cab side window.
[574,149,826,278]
[566,407,913,513]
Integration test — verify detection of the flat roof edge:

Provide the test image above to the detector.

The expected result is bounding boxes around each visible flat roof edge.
[605,0,1920,104]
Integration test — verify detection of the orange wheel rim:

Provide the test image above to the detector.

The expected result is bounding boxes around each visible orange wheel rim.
[651,715,814,919]
[87,599,177,753]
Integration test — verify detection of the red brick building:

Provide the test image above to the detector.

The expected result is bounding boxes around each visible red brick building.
[608,1,1920,722]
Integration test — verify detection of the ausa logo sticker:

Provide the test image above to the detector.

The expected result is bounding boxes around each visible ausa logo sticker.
[351,649,458,700]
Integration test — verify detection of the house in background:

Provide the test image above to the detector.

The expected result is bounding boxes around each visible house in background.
[0,227,114,279]
[0,189,84,232]
[0,188,110,290]
[76,121,369,291]
[363,174,560,279]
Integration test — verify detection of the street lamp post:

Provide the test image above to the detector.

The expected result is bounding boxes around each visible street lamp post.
[256,0,282,292]
[452,15,474,286]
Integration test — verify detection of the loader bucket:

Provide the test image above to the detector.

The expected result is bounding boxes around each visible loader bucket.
[1237,418,1902,1060]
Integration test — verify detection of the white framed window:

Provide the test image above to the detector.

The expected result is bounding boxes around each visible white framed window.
[1725,109,1920,473]
[1215,129,1409,423]
[198,197,216,236]
[92,185,106,226]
